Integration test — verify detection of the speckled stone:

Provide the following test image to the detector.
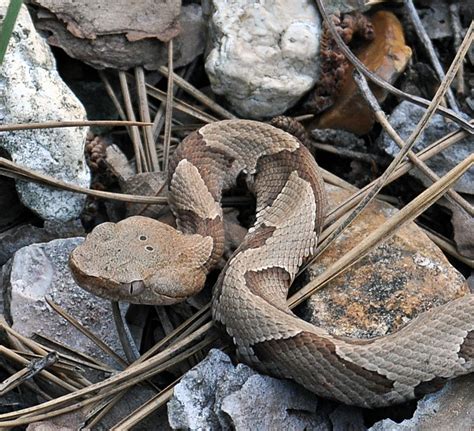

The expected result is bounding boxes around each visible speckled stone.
[1,238,125,368]
[299,184,469,339]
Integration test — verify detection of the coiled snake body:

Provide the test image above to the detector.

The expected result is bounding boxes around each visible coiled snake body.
[70,120,474,408]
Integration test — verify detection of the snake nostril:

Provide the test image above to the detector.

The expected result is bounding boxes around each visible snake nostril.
[139,235,147,241]
[129,280,145,295]
[145,245,154,252]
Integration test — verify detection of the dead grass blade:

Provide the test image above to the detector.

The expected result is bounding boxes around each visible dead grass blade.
[45,298,128,369]
[354,71,473,216]
[0,352,58,397]
[110,383,175,430]
[0,120,151,132]
[118,71,146,172]
[135,66,159,171]
[0,157,166,204]
[163,40,175,172]
[159,66,237,120]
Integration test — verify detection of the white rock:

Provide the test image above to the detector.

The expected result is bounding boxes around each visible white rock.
[0,2,90,221]
[1,238,125,369]
[204,0,322,118]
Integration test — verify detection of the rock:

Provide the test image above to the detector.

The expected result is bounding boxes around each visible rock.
[369,374,474,431]
[168,349,364,431]
[447,198,474,259]
[221,375,331,431]
[0,2,90,221]
[204,0,322,118]
[299,184,469,339]
[0,175,30,230]
[34,4,206,70]
[1,238,125,368]
[314,11,412,135]
[417,0,452,40]
[0,220,84,266]
[379,101,474,195]
[31,0,181,42]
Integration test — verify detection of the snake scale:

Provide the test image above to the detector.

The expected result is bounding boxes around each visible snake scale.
[70,120,474,408]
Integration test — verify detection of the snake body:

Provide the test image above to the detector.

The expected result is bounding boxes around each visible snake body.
[71,120,474,408]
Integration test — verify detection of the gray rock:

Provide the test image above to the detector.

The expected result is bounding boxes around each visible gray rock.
[35,4,206,71]
[0,220,84,266]
[0,2,90,221]
[369,374,474,431]
[378,101,473,194]
[168,349,364,431]
[221,375,330,431]
[204,0,322,118]
[1,238,125,369]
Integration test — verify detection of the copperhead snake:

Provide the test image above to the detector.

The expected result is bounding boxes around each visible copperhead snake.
[70,120,474,408]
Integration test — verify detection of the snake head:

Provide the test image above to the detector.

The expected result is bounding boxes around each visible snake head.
[69,216,213,305]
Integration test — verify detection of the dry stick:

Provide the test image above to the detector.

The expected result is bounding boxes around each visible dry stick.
[159,66,237,120]
[449,3,466,96]
[110,384,175,430]
[135,67,159,171]
[151,61,199,142]
[118,71,145,173]
[312,141,385,164]
[354,71,473,216]
[0,352,58,396]
[0,361,52,402]
[405,0,459,112]
[422,228,474,268]
[163,39,174,172]
[0,158,166,204]
[301,21,473,271]
[146,84,218,124]
[45,298,128,369]
[0,120,151,132]
[87,304,208,428]
[0,322,213,422]
[0,332,216,426]
[98,71,129,122]
[0,346,80,393]
[290,155,474,308]
[323,123,471,228]
[111,301,140,363]
[314,0,473,134]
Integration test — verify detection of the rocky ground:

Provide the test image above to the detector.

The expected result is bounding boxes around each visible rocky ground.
[0,0,472,429]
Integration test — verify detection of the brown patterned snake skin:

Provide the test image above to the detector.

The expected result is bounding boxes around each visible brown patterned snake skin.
[70,120,474,408]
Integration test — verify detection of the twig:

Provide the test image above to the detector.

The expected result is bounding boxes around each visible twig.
[135,67,159,171]
[0,157,166,204]
[302,21,473,271]
[0,352,58,396]
[449,3,466,95]
[420,226,474,268]
[354,71,473,216]
[159,66,237,120]
[0,120,151,132]
[313,0,473,134]
[312,142,385,165]
[111,301,140,363]
[118,71,145,172]
[405,0,459,112]
[45,298,128,369]
[163,40,174,172]
[110,384,175,430]
[146,84,217,124]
